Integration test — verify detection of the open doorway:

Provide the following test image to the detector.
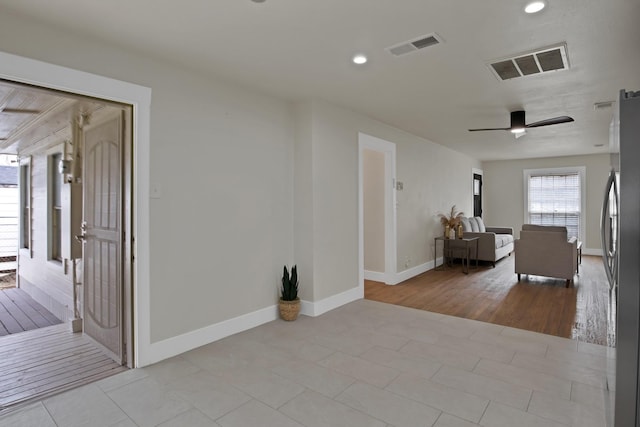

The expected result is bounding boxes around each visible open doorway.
[472,168,483,218]
[0,78,133,409]
[358,133,397,286]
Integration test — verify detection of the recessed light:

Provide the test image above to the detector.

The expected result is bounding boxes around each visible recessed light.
[511,128,526,134]
[352,54,368,65]
[595,144,605,147]
[524,1,546,13]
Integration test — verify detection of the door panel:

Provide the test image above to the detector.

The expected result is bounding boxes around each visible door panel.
[83,113,124,364]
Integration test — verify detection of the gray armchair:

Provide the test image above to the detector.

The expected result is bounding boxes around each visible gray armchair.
[514,224,578,287]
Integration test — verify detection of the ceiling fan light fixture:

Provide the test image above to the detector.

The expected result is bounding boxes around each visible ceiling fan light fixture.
[468,109,573,133]
[524,1,546,14]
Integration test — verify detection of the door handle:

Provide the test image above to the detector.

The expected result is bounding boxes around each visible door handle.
[76,220,88,243]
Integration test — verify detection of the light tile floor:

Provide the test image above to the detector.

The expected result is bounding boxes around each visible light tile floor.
[0,299,615,426]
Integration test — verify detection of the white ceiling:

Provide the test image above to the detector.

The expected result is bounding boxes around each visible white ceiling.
[1,0,639,161]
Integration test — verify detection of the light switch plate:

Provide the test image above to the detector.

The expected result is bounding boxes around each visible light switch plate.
[150,184,162,199]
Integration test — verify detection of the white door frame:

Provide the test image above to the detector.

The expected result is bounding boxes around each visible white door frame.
[0,51,152,368]
[358,132,397,287]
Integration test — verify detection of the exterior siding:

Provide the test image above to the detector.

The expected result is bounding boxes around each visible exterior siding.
[18,146,74,322]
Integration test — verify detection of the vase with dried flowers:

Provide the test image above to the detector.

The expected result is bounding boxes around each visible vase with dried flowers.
[438,205,464,239]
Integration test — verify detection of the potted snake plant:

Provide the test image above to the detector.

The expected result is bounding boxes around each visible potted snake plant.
[279,265,300,321]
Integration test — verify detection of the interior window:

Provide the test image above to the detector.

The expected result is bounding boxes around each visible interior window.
[525,167,584,240]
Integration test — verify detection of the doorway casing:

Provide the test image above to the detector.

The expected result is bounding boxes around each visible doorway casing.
[0,51,152,367]
[358,132,397,287]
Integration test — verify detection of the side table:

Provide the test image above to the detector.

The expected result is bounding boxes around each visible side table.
[434,236,479,274]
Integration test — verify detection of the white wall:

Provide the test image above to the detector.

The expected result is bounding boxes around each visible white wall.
[294,100,481,302]
[0,11,294,346]
[363,149,385,273]
[394,131,479,272]
[0,9,481,363]
[482,154,610,252]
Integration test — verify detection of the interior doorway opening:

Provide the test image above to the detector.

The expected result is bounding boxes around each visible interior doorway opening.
[473,169,483,218]
[0,77,133,410]
[358,132,397,287]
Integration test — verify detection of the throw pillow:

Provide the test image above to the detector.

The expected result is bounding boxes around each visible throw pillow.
[475,216,486,232]
[460,217,472,232]
[469,217,480,232]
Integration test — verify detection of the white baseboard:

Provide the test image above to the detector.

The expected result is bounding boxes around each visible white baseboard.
[142,304,278,366]
[300,286,363,317]
[145,247,601,366]
[364,270,386,282]
[142,285,365,366]
[582,248,602,257]
[364,258,443,286]
[388,259,441,285]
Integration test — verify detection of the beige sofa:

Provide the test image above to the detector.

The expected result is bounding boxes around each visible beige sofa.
[460,217,514,267]
[514,224,578,287]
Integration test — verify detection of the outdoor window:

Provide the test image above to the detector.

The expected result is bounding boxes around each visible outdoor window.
[524,167,585,241]
[19,159,31,252]
[50,153,62,261]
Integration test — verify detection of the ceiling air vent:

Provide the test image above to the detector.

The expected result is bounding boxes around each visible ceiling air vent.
[488,43,569,81]
[386,33,444,57]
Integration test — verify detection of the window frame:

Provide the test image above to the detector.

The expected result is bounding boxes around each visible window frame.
[523,166,586,242]
[18,156,32,258]
[48,152,63,263]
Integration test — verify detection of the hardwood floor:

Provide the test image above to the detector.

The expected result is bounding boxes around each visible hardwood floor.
[365,254,615,346]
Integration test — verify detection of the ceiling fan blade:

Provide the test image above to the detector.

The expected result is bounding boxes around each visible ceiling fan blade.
[1,108,42,114]
[468,127,511,132]
[525,116,574,128]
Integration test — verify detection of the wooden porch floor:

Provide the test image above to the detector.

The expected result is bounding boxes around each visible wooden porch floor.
[0,323,128,411]
[0,288,62,335]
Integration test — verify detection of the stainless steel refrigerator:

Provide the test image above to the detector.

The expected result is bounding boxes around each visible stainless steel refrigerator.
[603,89,640,426]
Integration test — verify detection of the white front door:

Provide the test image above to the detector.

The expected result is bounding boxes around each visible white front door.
[82,112,125,364]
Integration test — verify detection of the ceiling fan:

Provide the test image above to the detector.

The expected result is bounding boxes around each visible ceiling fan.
[468,110,574,138]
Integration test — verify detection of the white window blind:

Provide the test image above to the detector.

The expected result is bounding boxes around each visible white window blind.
[527,172,581,240]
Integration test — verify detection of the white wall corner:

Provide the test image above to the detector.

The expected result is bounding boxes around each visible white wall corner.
[300,286,363,317]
